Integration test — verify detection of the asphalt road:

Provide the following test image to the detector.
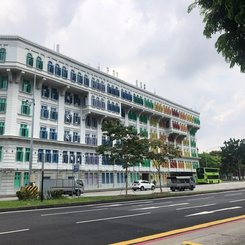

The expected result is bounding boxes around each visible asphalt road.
[0,189,244,245]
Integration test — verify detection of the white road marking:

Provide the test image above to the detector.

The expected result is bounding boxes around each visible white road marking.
[229,199,245,203]
[185,206,242,217]
[134,201,172,207]
[176,203,216,210]
[187,196,214,201]
[76,212,151,224]
[0,228,29,235]
[130,202,189,211]
[41,208,107,216]
[224,193,243,197]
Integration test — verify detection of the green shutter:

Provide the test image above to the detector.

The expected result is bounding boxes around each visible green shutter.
[14,172,21,189]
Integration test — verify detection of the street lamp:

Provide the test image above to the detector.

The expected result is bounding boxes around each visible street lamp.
[28,72,36,184]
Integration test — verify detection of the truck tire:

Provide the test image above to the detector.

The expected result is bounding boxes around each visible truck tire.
[171,188,175,192]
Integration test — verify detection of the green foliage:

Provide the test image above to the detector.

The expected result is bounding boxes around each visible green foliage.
[46,190,64,199]
[147,139,181,192]
[221,138,245,180]
[188,0,245,72]
[16,188,39,200]
[97,119,149,169]
[199,151,221,168]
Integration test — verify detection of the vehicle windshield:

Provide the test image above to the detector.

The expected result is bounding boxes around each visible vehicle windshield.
[76,180,84,186]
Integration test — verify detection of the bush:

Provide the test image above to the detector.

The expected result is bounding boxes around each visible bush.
[16,187,39,200]
[46,189,64,199]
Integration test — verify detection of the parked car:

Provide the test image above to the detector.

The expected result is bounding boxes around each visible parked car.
[132,180,155,191]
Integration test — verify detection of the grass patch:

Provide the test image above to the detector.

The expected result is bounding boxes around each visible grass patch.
[0,188,244,211]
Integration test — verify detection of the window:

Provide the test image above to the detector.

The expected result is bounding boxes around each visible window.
[91,117,97,128]
[64,130,71,142]
[0,98,7,113]
[36,56,43,70]
[25,148,30,162]
[16,147,23,161]
[47,61,54,74]
[65,92,72,104]
[52,150,59,163]
[84,75,89,86]
[76,152,82,164]
[19,124,29,137]
[62,66,68,79]
[85,133,91,145]
[64,111,72,124]
[41,85,49,98]
[0,122,5,135]
[70,70,76,82]
[77,72,83,84]
[73,113,80,125]
[102,172,114,184]
[38,149,44,162]
[26,53,33,67]
[91,95,96,107]
[45,150,51,163]
[0,76,8,89]
[55,64,61,76]
[92,78,96,88]
[49,128,57,140]
[51,88,59,100]
[50,107,58,120]
[40,105,49,119]
[92,135,97,145]
[40,126,48,139]
[85,116,91,127]
[74,94,81,106]
[21,101,31,115]
[22,80,32,93]
[0,48,6,62]
[63,151,68,163]
[73,132,80,143]
[70,152,75,164]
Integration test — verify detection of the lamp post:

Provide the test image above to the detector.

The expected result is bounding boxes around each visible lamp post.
[28,72,36,184]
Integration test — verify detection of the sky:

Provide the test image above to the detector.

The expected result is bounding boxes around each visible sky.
[0,0,244,152]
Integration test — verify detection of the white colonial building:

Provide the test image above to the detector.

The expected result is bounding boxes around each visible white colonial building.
[0,36,200,195]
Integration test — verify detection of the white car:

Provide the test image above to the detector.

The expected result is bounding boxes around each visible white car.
[132,180,155,191]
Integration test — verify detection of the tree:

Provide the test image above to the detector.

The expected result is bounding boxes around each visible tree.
[147,138,181,193]
[188,0,245,72]
[221,138,245,180]
[199,151,221,168]
[96,119,149,195]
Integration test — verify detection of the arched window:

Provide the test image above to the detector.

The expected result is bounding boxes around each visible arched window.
[0,48,6,62]
[26,53,33,67]
[77,72,83,84]
[55,64,61,76]
[91,95,96,107]
[62,66,68,79]
[96,79,100,90]
[91,78,96,88]
[47,61,54,74]
[101,81,105,92]
[36,56,43,70]
[101,98,105,109]
[70,70,76,82]
[86,116,91,127]
[96,97,100,108]
[84,75,89,86]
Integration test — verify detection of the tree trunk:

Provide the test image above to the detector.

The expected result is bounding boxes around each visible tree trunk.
[125,166,128,196]
[158,169,162,193]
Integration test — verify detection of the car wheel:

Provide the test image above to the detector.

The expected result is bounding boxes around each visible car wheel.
[140,186,144,191]
[151,186,155,190]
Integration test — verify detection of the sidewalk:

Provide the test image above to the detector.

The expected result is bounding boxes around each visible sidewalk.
[0,181,245,201]
[140,217,245,245]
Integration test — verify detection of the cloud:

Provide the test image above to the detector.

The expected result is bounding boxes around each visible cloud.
[0,0,244,152]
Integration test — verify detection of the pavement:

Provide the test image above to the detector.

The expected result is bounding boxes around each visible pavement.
[0,181,245,245]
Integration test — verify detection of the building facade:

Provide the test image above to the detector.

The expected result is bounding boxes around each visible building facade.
[0,36,200,195]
